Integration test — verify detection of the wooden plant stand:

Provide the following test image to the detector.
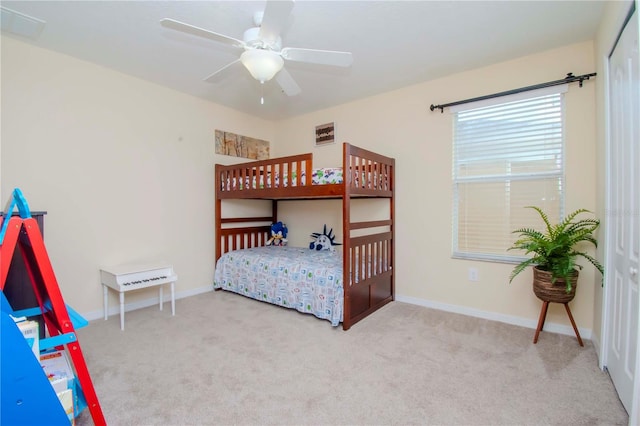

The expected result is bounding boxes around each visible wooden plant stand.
[533,300,583,347]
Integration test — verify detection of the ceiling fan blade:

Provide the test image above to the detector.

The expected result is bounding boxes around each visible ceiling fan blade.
[160,18,245,49]
[259,0,294,46]
[280,48,353,67]
[275,68,301,96]
[203,59,242,83]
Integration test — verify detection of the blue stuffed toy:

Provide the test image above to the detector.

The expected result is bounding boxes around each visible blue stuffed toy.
[309,224,341,251]
[266,221,288,246]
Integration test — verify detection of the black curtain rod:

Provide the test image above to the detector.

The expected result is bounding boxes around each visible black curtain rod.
[430,72,597,113]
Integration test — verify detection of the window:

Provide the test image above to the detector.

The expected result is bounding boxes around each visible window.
[452,85,567,262]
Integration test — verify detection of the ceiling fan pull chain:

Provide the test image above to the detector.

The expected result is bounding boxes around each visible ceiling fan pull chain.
[260,81,265,105]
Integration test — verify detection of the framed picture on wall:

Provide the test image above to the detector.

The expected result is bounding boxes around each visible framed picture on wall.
[315,122,335,146]
[215,129,270,159]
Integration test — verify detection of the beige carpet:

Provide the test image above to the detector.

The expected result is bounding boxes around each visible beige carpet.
[75,290,628,425]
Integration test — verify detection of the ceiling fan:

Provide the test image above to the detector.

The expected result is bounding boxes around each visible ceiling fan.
[160,0,353,98]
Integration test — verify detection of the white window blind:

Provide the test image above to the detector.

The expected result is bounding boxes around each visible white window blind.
[452,85,567,262]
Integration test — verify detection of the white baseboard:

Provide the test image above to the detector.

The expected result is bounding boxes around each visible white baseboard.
[82,285,214,322]
[83,288,593,340]
[395,293,593,340]
[591,331,604,368]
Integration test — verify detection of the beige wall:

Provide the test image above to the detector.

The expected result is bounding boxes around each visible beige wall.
[2,34,604,337]
[1,36,275,317]
[275,41,600,335]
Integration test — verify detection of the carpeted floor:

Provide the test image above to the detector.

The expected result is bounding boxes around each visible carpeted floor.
[75,290,628,425]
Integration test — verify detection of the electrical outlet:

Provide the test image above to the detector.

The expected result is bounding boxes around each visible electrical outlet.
[468,268,479,282]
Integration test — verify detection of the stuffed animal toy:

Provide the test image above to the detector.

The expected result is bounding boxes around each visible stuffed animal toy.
[266,221,288,246]
[309,224,341,251]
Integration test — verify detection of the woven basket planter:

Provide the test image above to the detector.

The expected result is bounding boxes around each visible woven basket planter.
[532,266,578,303]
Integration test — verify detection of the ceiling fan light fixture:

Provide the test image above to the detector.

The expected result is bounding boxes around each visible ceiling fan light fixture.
[240,49,284,83]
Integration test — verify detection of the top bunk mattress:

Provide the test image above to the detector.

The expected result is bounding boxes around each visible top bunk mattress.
[224,168,343,190]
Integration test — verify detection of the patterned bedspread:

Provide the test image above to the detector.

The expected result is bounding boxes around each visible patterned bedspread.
[213,247,344,326]
[224,168,343,190]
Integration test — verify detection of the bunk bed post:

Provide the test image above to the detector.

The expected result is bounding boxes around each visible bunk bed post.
[390,159,396,301]
[271,200,278,225]
[342,143,352,330]
[215,165,222,262]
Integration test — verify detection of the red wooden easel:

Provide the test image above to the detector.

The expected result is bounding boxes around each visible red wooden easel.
[0,190,106,425]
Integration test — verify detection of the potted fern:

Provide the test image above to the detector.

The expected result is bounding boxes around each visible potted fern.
[508,206,604,303]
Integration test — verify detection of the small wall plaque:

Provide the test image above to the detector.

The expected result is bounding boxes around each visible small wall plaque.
[315,122,335,146]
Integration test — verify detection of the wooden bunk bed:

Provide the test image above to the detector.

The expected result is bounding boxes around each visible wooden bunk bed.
[214,142,394,330]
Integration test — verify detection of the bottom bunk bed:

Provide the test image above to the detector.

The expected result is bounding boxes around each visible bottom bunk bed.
[213,224,393,330]
[214,142,395,330]
[214,246,345,326]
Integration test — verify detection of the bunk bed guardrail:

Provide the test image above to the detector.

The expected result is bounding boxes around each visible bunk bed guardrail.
[215,143,393,198]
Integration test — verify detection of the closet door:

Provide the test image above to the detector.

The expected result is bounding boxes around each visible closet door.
[605,8,639,417]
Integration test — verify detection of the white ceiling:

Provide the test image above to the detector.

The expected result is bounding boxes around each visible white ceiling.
[1,1,605,121]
